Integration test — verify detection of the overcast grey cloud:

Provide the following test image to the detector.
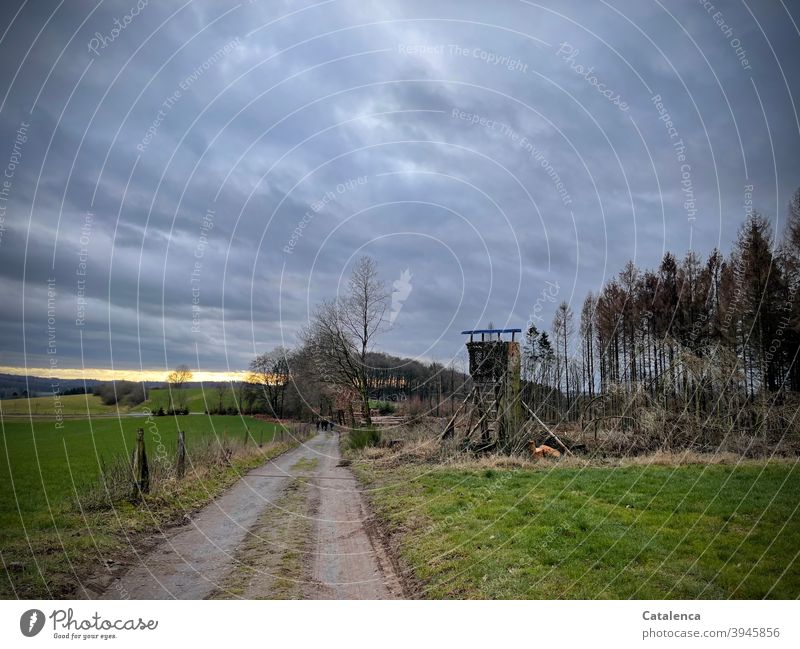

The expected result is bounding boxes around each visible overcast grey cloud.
[0,0,798,374]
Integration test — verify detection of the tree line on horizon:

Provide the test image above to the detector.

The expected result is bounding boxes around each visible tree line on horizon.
[77,185,799,453]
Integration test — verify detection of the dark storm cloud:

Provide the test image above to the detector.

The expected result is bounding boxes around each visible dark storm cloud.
[0,0,798,372]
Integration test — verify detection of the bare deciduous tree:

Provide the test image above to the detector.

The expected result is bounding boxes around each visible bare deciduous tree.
[166,364,193,408]
[214,382,228,413]
[248,347,292,418]
[552,301,574,413]
[302,256,388,426]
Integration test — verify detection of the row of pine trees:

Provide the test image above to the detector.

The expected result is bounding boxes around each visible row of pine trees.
[524,187,800,431]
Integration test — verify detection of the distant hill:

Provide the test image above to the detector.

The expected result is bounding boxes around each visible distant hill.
[0,384,242,416]
[0,373,170,400]
[0,373,102,399]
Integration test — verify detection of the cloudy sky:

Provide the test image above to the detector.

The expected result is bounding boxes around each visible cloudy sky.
[0,0,798,376]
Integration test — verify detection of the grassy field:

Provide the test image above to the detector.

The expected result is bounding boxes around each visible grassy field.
[141,386,240,413]
[0,385,242,416]
[0,415,282,514]
[356,459,800,599]
[0,414,287,597]
[1,393,126,415]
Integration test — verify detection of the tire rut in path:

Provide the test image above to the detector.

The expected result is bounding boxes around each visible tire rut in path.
[306,432,403,599]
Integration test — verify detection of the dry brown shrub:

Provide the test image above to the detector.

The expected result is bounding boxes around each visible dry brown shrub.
[351,398,800,474]
[357,446,392,461]
[619,449,755,466]
[360,439,441,468]
[394,396,430,417]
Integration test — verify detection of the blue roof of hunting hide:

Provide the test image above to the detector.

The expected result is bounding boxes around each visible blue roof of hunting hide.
[461,328,522,335]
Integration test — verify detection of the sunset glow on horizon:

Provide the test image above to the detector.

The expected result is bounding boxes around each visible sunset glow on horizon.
[0,366,249,383]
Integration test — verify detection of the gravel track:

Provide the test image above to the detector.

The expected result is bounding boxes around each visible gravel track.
[97,432,401,599]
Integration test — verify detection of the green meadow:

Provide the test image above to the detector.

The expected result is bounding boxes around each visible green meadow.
[139,386,242,413]
[1,393,124,416]
[0,414,286,597]
[358,461,800,599]
[0,414,281,517]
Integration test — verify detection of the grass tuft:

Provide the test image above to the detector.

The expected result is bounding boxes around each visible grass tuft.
[347,427,381,450]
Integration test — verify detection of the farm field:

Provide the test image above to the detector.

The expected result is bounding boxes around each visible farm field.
[0,415,282,517]
[1,392,128,416]
[356,459,800,599]
[0,385,244,416]
[0,414,286,597]
[140,386,242,413]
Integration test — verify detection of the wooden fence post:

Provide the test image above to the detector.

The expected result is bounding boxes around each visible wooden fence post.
[176,430,186,478]
[132,428,149,495]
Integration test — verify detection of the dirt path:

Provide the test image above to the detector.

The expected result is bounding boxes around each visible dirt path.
[98,432,402,600]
